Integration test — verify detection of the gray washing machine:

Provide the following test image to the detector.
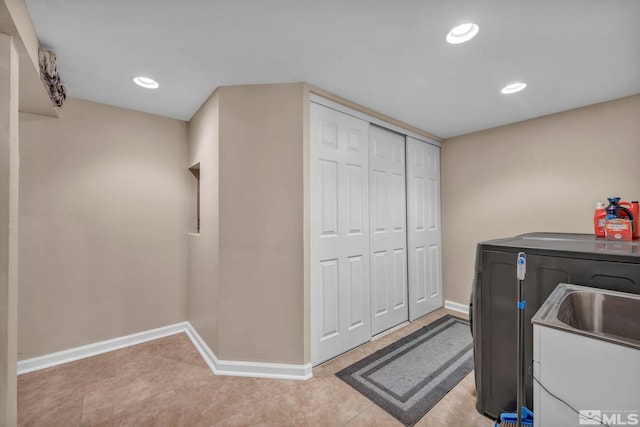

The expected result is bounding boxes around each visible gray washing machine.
[471,232,640,419]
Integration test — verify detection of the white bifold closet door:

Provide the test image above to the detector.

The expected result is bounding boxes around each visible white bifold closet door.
[369,126,408,335]
[311,103,442,365]
[406,136,443,320]
[310,102,371,365]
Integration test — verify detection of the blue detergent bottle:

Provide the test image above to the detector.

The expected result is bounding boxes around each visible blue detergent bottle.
[606,197,634,221]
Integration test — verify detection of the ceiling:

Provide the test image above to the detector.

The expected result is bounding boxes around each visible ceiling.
[24,0,640,138]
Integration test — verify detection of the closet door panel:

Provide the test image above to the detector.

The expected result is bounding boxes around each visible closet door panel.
[369,126,408,335]
[407,137,443,320]
[311,103,371,365]
[319,259,339,339]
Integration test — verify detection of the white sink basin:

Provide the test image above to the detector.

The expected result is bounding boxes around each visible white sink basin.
[533,283,640,350]
[532,284,640,426]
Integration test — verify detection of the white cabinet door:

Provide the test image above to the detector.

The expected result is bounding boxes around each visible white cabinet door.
[369,126,408,335]
[406,137,443,320]
[311,102,371,365]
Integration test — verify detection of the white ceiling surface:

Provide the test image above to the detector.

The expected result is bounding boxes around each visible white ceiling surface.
[24,0,640,138]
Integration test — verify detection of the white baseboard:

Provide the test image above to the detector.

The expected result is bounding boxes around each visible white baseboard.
[18,322,189,375]
[444,300,470,315]
[184,326,312,380]
[18,321,313,381]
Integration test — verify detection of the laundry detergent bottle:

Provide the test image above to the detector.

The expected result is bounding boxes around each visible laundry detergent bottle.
[594,202,607,237]
[620,200,639,239]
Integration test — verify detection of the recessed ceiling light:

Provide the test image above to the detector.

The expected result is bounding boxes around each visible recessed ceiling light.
[501,82,527,94]
[133,76,159,89]
[446,23,479,44]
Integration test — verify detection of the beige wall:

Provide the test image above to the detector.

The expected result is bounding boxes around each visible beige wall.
[187,91,220,354]
[187,83,306,365]
[217,84,305,364]
[0,33,19,426]
[18,97,190,359]
[441,94,640,305]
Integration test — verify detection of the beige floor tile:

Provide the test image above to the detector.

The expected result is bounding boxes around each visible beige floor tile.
[252,376,312,398]
[164,357,217,390]
[19,386,85,427]
[344,403,402,426]
[18,360,87,427]
[213,398,294,427]
[18,308,493,427]
[271,374,371,426]
[157,332,206,367]
[82,355,175,415]
[181,376,272,425]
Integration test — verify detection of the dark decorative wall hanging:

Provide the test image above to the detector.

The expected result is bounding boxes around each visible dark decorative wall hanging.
[38,49,66,107]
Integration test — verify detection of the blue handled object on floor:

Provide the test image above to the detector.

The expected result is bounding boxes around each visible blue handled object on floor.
[494,252,534,427]
[495,407,534,426]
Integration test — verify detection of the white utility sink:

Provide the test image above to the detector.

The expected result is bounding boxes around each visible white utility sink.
[531,283,640,427]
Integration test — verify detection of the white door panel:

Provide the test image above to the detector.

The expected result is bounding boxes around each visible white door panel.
[407,137,443,320]
[369,126,408,335]
[311,103,371,365]
[312,102,442,363]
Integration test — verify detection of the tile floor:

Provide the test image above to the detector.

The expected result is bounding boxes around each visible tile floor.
[18,309,494,426]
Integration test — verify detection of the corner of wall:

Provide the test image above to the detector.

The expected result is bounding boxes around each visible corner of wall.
[0,33,19,426]
[301,84,311,365]
[217,83,305,365]
[186,89,220,355]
